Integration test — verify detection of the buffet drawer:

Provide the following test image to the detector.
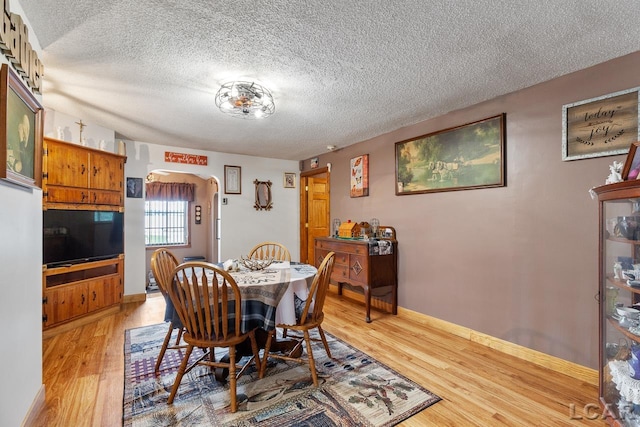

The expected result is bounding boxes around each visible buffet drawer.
[334,252,349,266]
[331,264,350,282]
[316,239,368,255]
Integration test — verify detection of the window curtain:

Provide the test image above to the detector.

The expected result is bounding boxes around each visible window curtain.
[145,182,195,201]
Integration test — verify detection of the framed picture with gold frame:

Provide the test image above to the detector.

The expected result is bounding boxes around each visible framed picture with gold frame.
[395,114,505,195]
[0,64,43,189]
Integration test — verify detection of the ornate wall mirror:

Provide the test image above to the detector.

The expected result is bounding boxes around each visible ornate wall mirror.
[253,179,273,211]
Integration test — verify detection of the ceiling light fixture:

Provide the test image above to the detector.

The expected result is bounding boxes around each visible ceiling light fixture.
[215,81,275,119]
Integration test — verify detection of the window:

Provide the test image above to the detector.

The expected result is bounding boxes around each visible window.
[145,200,189,246]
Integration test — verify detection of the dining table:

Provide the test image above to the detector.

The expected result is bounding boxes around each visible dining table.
[165,260,317,379]
[224,260,317,333]
[212,260,318,380]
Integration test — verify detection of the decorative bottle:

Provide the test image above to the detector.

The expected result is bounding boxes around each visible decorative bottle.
[614,261,623,280]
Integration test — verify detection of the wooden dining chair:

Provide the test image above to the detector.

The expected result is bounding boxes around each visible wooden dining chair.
[259,251,335,386]
[166,261,261,412]
[248,241,291,262]
[150,248,187,374]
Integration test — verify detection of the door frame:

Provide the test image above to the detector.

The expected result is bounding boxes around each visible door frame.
[299,166,330,263]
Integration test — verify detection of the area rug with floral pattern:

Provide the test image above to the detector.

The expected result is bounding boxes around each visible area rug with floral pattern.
[123,323,440,426]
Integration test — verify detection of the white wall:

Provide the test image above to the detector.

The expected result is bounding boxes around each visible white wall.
[43,108,115,151]
[2,2,43,425]
[0,182,43,426]
[123,139,300,296]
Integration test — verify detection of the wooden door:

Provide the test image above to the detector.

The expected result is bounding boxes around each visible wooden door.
[45,140,89,188]
[90,153,123,191]
[91,189,123,205]
[88,276,121,312]
[300,167,330,264]
[43,284,88,327]
[45,186,91,204]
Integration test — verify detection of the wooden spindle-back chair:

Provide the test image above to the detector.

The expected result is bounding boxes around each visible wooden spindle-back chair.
[247,241,291,262]
[166,261,260,412]
[259,251,335,386]
[150,248,187,373]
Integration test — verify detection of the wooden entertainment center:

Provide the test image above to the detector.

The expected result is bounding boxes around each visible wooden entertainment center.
[42,137,126,332]
[315,228,397,323]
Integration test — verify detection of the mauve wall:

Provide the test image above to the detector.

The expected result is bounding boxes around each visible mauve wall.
[302,52,640,369]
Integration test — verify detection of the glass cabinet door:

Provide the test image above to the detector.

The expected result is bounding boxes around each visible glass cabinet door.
[602,196,640,426]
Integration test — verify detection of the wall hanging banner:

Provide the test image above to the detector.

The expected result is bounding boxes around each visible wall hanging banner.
[164,151,208,165]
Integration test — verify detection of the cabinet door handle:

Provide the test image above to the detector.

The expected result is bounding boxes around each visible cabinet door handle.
[81,192,87,201]
[93,291,97,301]
[81,164,86,175]
[81,293,85,304]
[93,166,99,176]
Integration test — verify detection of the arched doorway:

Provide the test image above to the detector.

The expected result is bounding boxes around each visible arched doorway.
[144,170,220,271]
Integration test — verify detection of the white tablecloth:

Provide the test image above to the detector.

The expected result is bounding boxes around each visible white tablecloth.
[269,262,317,325]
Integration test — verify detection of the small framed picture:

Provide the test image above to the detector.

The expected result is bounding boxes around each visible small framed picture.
[126,177,143,198]
[224,165,241,194]
[623,142,640,180]
[350,154,369,198]
[310,157,319,169]
[284,172,296,188]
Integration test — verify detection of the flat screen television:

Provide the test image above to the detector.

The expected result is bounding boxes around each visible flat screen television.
[43,209,124,267]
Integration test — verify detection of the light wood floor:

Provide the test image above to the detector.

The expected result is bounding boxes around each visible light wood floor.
[31,292,604,426]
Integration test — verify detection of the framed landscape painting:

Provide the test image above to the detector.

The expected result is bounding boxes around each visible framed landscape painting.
[395,114,506,195]
[0,64,43,189]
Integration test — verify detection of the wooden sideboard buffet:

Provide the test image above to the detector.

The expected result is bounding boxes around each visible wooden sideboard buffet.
[42,138,126,331]
[315,230,397,322]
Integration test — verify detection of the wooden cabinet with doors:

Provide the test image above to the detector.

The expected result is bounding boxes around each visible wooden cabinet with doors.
[315,227,397,322]
[42,257,124,330]
[42,137,126,209]
[41,137,126,333]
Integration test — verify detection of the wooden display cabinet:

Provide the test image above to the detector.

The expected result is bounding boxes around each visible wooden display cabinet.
[43,137,126,210]
[315,228,397,322]
[594,180,640,426]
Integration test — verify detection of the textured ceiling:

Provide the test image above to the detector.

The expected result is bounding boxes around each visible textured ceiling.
[17,0,640,160]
